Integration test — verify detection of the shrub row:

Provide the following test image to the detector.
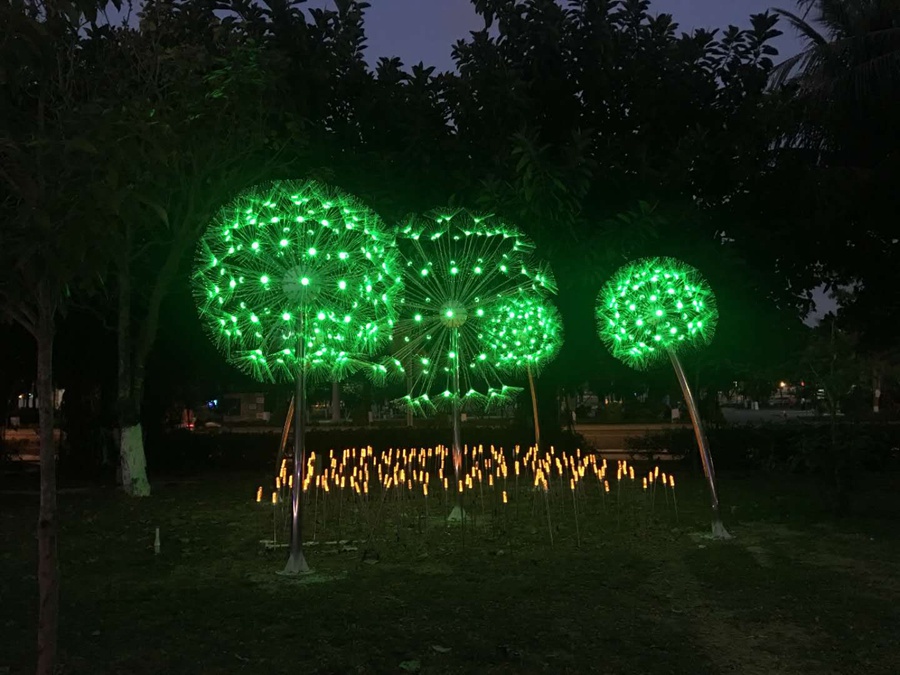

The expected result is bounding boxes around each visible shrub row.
[623,422,900,473]
[144,424,583,475]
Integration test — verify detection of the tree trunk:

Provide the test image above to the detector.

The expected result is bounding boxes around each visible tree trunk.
[35,306,58,675]
[117,247,150,496]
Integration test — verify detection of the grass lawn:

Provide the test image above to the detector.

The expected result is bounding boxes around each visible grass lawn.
[2,460,899,674]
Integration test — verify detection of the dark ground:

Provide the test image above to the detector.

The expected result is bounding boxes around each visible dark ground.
[1,464,899,674]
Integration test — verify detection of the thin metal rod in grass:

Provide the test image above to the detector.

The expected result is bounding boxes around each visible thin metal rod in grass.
[570,478,581,548]
[670,474,679,524]
[360,476,394,561]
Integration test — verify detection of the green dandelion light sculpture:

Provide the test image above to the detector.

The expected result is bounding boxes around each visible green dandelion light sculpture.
[388,209,556,415]
[193,179,402,573]
[193,180,400,384]
[596,256,717,371]
[387,209,556,511]
[596,257,730,539]
[482,292,564,450]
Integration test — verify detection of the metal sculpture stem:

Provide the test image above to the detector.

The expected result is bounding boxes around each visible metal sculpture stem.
[668,349,731,539]
[282,326,312,574]
[276,395,295,476]
[452,327,464,476]
[527,365,541,451]
[447,327,466,524]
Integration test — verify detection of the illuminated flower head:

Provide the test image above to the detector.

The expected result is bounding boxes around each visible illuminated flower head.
[482,292,563,376]
[385,208,556,414]
[596,257,717,370]
[192,179,401,383]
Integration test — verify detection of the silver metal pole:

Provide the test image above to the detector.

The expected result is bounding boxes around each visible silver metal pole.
[282,329,312,574]
[668,349,731,539]
[451,327,463,481]
[527,365,541,451]
[448,327,465,522]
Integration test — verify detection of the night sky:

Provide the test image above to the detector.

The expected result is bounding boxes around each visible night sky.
[306,0,802,71]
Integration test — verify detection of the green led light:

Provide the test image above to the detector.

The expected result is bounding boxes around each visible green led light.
[596,257,717,371]
[193,179,402,383]
[483,292,563,376]
[387,208,557,415]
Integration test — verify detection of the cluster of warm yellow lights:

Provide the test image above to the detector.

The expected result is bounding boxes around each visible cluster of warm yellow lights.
[255,446,678,512]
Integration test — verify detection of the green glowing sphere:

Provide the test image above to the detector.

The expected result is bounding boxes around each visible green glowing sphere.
[482,292,563,375]
[193,179,401,383]
[596,257,717,370]
[383,208,556,414]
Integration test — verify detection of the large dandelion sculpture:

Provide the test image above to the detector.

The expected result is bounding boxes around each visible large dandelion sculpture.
[596,256,730,539]
[482,292,564,450]
[388,209,556,513]
[193,179,401,573]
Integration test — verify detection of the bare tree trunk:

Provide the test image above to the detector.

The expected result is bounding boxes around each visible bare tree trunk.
[117,243,150,496]
[36,304,58,675]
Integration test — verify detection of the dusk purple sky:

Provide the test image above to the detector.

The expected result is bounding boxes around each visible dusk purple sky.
[306,0,803,71]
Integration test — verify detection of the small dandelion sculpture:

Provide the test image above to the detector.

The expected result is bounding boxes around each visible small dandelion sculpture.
[193,179,402,572]
[482,292,564,450]
[596,256,730,539]
[388,209,556,515]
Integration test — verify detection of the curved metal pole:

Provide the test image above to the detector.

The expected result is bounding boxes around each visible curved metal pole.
[276,395,295,476]
[668,349,731,539]
[527,365,541,452]
[282,326,312,574]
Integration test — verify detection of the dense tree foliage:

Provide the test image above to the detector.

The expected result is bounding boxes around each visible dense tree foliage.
[3,0,896,432]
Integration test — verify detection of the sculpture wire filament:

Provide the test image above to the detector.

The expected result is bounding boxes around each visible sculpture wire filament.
[385,208,556,414]
[596,256,717,371]
[192,179,401,383]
